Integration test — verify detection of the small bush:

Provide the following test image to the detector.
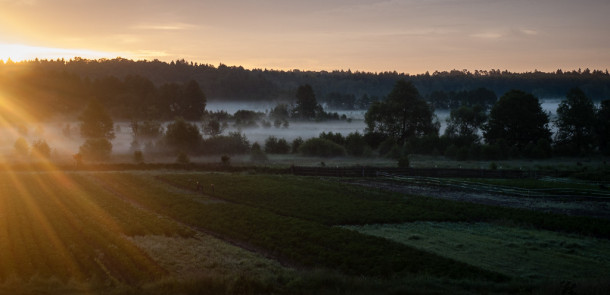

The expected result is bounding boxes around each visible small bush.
[201,132,250,155]
[299,138,346,157]
[319,132,345,146]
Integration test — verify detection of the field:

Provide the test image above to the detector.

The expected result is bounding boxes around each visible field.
[0,170,609,294]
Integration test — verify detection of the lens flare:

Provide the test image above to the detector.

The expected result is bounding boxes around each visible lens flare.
[0,43,121,62]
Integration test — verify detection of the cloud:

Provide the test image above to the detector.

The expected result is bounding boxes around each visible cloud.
[131,49,171,58]
[470,32,503,39]
[520,29,538,36]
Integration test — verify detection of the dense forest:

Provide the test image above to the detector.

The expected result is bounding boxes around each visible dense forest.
[0,58,609,121]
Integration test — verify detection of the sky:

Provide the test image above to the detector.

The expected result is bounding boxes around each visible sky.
[0,0,609,74]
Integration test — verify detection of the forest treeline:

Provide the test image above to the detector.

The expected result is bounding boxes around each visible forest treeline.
[1,58,609,120]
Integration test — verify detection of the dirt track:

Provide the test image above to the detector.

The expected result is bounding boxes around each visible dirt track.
[345,179,610,220]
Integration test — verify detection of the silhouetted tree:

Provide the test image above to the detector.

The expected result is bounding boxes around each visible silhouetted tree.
[181,80,207,120]
[203,119,223,137]
[79,138,112,161]
[78,99,114,161]
[164,117,202,153]
[293,84,321,119]
[365,80,438,145]
[597,100,610,155]
[483,90,551,150]
[444,105,487,144]
[264,136,290,154]
[79,99,115,140]
[554,87,597,154]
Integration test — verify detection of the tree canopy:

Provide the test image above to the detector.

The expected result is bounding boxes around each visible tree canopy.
[293,84,321,119]
[483,90,551,149]
[365,80,438,144]
[164,117,202,153]
[79,99,115,140]
[597,100,610,155]
[444,105,487,144]
[554,87,597,154]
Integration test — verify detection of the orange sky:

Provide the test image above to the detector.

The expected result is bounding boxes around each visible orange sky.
[1,0,609,74]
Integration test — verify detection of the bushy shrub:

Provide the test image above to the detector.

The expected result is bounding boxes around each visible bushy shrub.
[164,117,202,153]
[250,142,268,162]
[319,132,345,146]
[264,136,290,154]
[299,138,346,157]
[291,137,304,154]
[345,132,368,157]
[80,138,112,161]
[201,132,250,155]
[233,110,262,127]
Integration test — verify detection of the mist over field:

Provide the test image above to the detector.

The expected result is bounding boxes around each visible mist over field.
[0,99,565,162]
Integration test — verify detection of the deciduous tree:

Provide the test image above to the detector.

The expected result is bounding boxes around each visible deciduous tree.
[554,87,597,154]
[483,90,551,150]
[365,80,438,144]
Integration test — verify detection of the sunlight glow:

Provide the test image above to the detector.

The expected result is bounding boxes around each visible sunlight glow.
[0,43,122,62]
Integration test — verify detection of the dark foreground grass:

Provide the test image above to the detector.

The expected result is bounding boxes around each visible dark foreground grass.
[4,171,608,294]
[0,172,189,285]
[158,173,610,238]
[95,172,505,281]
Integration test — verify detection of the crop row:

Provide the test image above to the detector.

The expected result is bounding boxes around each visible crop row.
[94,172,505,280]
[158,173,610,238]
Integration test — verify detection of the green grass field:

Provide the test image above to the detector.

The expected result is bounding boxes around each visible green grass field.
[344,222,610,280]
[1,170,609,294]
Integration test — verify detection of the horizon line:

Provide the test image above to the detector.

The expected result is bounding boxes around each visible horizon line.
[1,56,609,77]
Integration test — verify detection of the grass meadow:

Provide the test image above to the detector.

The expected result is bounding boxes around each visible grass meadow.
[0,170,608,294]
